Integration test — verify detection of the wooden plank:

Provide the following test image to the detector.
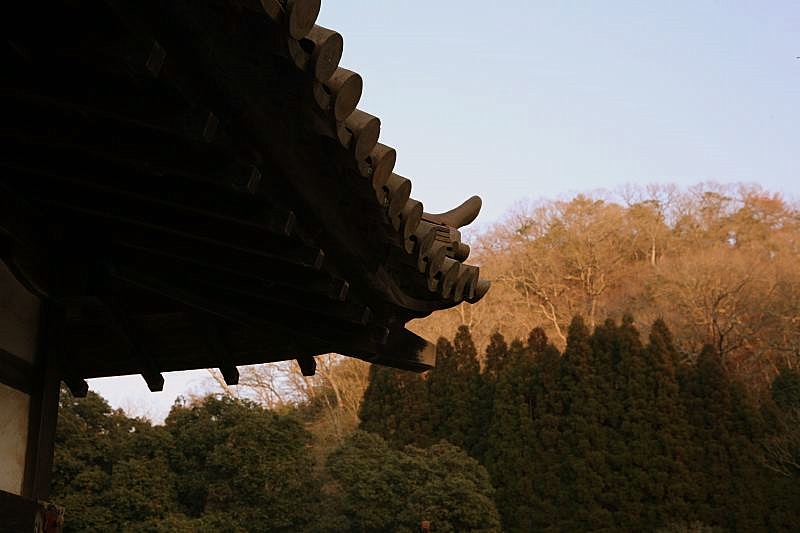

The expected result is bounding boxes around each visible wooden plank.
[18,197,325,275]
[110,259,372,328]
[0,90,251,189]
[0,349,34,395]
[0,490,40,532]
[3,172,299,254]
[110,241,344,302]
[104,297,164,393]
[197,316,239,385]
[108,268,389,349]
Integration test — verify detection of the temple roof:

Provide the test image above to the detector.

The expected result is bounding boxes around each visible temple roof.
[1,0,488,391]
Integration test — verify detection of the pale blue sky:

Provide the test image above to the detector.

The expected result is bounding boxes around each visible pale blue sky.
[90,1,800,422]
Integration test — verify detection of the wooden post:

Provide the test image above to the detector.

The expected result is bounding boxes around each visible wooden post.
[22,303,63,501]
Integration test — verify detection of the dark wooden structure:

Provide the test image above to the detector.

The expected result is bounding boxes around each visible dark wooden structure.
[0,0,488,522]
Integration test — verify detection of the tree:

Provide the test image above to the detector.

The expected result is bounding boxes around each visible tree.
[548,316,612,529]
[52,387,179,532]
[426,327,482,453]
[164,395,322,532]
[483,334,537,531]
[473,332,510,461]
[359,363,430,448]
[327,431,500,532]
[412,183,800,390]
[642,319,693,522]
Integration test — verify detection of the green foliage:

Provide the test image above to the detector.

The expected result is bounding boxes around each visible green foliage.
[164,395,321,532]
[427,327,483,453]
[483,333,538,531]
[53,392,320,532]
[52,318,800,532]
[479,317,800,531]
[359,363,430,447]
[52,387,177,532]
[327,431,500,532]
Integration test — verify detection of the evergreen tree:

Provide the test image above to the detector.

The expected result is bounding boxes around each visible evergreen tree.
[760,368,800,529]
[643,319,693,524]
[527,327,549,354]
[556,316,614,530]
[483,336,537,531]
[680,345,773,530]
[427,327,482,452]
[611,315,680,530]
[358,364,430,447]
[527,333,564,531]
[484,331,511,381]
[681,345,734,526]
[473,332,510,461]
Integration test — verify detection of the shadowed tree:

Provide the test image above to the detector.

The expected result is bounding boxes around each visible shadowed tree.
[164,396,322,532]
[474,332,510,461]
[52,387,178,532]
[556,316,615,529]
[483,336,536,531]
[327,431,501,533]
[427,327,482,452]
[358,364,430,448]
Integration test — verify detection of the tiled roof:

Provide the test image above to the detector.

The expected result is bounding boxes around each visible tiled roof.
[1,0,489,389]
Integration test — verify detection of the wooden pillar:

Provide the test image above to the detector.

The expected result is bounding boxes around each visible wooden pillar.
[0,259,64,530]
[22,301,63,500]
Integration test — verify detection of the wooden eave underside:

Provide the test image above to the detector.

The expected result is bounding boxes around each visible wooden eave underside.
[1,0,489,386]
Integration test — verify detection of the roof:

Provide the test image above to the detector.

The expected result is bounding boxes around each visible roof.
[1,0,489,391]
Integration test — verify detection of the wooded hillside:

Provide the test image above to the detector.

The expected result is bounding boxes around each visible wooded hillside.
[412,183,800,391]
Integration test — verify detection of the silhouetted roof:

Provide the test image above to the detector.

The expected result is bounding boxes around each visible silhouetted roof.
[1,0,489,391]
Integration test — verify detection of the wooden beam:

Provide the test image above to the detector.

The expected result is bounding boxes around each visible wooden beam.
[111,260,373,328]
[141,371,165,393]
[2,172,305,260]
[22,304,63,501]
[110,241,341,303]
[0,91,256,192]
[103,294,165,394]
[296,356,316,376]
[63,377,89,398]
[198,316,240,386]
[0,348,34,395]
[0,490,48,532]
[108,269,390,352]
[220,364,240,386]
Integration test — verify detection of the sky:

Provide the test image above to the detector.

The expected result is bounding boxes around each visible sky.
[89,0,800,422]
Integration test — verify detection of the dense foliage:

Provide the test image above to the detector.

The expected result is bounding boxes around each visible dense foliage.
[53,389,497,531]
[359,320,800,531]
[53,394,324,531]
[54,320,800,532]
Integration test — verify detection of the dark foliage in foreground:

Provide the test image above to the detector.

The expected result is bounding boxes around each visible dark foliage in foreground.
[53,317,800,531]
[53,391,497,531]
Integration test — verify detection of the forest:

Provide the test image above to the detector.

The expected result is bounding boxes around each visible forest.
[51,184,800,531]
